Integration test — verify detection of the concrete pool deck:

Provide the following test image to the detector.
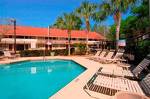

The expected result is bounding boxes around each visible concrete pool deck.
[0,56,123,99]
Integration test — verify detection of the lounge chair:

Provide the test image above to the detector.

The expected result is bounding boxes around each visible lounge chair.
[100,54,150,78]
[103,51,126,64]
[84,73,150,97]
[132,54,150,77]
[88,50,102,60]
[123,54,150,78]
[98,51,115,63]
[4,51,17,59]
[92,50,108,61]
[94,50,102,57]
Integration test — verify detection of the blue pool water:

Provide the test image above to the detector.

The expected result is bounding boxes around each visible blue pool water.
[0,60,85,99]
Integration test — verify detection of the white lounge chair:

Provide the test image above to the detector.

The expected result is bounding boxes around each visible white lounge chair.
[100,54,150,78]
[88,50,102,60]
[92,50,108,61]
[98,51,115,63]
[84,73,150,97]
[4,51,17,59]
[103,51,126,64]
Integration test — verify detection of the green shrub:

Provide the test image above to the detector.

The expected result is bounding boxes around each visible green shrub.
[135,40,150,60]
[74,43,86,55]
[53,49,68,56]
[126,39,150,64]
[20,49,69,57]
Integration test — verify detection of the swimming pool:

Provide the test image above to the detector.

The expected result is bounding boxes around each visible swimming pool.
[0,60,86,99]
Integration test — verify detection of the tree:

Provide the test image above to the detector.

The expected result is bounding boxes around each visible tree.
[92,24,110,36]
[107,24,116,41]
[64,13,79,55]
[118,0,150,38]
[53,17,66,29]
[53,15,82,30]
[75,1,97,54]
[98,0,137,49]
[131,0,150,33]
[53,13,79,55]
[108,0,150,62]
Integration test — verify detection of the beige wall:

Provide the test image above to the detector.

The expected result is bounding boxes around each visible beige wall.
[0,38,100,50]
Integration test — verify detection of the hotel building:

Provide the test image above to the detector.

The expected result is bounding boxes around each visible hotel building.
[0,25,105,51]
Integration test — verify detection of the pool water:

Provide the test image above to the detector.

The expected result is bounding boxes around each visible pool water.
[0,60,85,99]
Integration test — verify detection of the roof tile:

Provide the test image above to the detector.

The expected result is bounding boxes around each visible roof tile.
[0,25,105,40]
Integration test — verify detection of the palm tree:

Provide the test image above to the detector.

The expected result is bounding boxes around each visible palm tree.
[53,15,82,30]
[98,0,136,49]
[53,16,65,29]
[75,1,96,54]
[54,13,79,55]
[53,13,82,55]
[64,13,76,55]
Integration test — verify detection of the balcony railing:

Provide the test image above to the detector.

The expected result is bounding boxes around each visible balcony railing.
[1,38,37,44]
[1,38,100,45]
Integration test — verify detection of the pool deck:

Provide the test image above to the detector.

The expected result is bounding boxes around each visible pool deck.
[0,56,122,99]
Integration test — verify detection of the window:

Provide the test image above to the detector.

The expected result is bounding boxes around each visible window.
[71,38,76,40]
[78,38,86,41]
[16,36,24,38]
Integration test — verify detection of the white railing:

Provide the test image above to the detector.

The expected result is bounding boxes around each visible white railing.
[1,38,37,44]
[1,38,99,44]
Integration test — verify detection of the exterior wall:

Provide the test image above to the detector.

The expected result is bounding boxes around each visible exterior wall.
[0,37,101,51]
[0,26,105,51]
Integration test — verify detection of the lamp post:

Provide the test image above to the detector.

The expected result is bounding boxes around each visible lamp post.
[10,19,16,54]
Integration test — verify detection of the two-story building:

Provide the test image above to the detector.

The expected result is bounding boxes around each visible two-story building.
[0,25,105,51]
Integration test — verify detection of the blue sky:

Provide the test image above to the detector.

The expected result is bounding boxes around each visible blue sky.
[0,0,130,28]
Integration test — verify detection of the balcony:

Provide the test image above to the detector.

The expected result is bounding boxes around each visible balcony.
[1,38,100,45]
[1,38,37,44]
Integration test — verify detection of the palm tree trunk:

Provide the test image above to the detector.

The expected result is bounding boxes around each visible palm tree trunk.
[86,31,89,54]
[85,20,90,55]
[114,12,121,50]
[68,30,71,56]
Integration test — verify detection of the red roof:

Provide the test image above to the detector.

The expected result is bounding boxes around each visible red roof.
[0,25,105,40]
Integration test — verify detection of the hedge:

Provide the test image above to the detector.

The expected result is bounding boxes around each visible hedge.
[73,43,86,55]
[20,49,69,57]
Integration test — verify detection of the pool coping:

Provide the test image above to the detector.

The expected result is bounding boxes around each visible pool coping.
[49,57,114,99]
